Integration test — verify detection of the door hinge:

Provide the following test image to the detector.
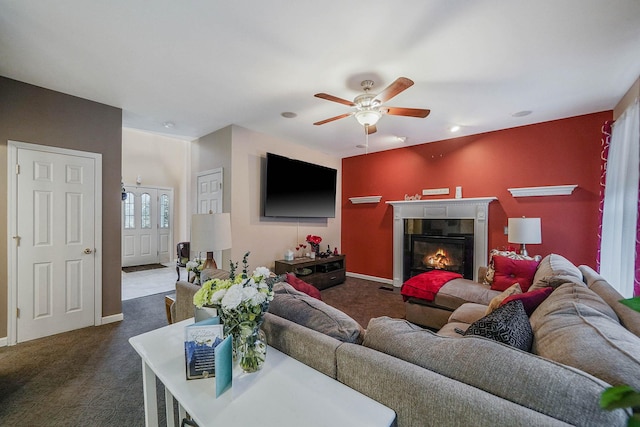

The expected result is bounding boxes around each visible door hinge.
[15,164,20,174]
[16,308,20,318]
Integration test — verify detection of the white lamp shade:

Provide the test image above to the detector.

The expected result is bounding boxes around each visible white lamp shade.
[508,217,541,244]
[191,213,232,253]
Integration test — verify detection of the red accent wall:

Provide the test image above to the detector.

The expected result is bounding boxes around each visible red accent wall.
[341,111,612,279]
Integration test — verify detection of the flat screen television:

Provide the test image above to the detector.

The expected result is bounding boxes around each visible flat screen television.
[264,153,337,218]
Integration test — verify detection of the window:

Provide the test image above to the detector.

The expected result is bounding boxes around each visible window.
[141,193,151,229]
[124,193,135,229]
[159,194,169,228]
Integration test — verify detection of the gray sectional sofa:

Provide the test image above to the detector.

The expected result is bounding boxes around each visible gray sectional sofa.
[262,254,640,427]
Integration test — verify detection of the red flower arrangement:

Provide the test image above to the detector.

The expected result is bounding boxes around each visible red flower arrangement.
[306,235,322,245]
[306,235,322,254]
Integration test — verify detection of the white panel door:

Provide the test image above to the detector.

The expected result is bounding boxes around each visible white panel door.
[122,187,158,267]
[196,169,223,265]
[122,186,174,266]
[197,169,222,215]
[157,189,173,263]
[16,148,96,342]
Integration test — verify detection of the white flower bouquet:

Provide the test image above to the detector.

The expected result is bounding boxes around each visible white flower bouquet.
[193,252,274,372]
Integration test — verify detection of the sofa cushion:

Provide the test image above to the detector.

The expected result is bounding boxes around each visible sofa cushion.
[363,316,626,426]
[200,268,231,282]
[285,273,322,300]
[448,303,488,325]
[269,282,364,343]
[464,300,533,351]
[529,253,583,292]
[486,283,522,314]
[491,256,540,292]
[530,282,640,389]
[430,279,501,310]
[501,286,554,316]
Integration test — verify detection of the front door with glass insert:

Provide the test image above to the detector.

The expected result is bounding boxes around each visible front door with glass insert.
[122,186,173,267]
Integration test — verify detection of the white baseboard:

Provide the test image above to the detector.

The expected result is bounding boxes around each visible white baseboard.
[102,313,124,324]
[346,272,395,286]
[0,336,7,347]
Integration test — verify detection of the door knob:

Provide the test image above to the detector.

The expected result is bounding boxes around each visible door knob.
[84,248,93,254]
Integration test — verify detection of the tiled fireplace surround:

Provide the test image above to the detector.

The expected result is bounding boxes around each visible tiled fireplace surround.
[388,197,497,286]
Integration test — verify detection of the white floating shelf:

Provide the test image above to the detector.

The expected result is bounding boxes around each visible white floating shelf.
[349,196,382,204]
[508,185,578,198]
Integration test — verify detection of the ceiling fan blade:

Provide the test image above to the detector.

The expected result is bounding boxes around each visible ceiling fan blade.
[365,124,377,134]
[313,113,353,126]
[374,77,414,103]
[385,107,431,118]
[314,93,356,106]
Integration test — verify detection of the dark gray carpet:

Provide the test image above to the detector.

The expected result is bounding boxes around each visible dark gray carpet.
[0,276,404,426]
[0,292,174,426]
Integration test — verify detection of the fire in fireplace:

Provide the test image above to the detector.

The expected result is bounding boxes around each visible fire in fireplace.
[406,234,474,280]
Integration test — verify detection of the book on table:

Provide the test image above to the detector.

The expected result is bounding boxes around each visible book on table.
[184,316,224,380]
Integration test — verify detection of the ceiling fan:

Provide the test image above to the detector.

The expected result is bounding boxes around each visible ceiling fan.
[313,77,431,135]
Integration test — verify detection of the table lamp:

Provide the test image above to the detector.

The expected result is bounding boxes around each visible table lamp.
[191,213,232,270]
[507,217,541,257]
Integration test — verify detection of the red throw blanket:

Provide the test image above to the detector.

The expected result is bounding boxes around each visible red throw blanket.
[401,271,463,302]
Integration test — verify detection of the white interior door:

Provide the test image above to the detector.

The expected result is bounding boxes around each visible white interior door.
[12,145,99,343]
[197,169,222,215]
[122,186,174,266]
[196,169,223,265]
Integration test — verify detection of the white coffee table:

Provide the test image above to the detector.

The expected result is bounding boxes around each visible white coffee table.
[129,319,396,427]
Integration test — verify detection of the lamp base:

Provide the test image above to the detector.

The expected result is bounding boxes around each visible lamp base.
[519,244,529,257]
[202,251,218,270]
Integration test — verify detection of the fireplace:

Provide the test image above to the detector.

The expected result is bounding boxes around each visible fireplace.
[388,197,497,286]
[406,235,474,280]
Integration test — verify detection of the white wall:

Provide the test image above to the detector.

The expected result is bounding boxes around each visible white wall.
[229,126,342,271]
[122,128,191,251]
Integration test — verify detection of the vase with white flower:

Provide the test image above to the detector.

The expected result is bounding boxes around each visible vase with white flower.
[186,257,205,284]
[193,252,274,373]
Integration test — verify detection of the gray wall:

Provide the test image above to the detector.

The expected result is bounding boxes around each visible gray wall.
[0,77,123,337]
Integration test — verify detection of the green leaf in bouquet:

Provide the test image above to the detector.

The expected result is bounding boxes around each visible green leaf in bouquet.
[600,385,640,410]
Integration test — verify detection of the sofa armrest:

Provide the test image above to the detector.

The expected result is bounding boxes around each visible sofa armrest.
[172,280,201,323]
[477,266,487,283]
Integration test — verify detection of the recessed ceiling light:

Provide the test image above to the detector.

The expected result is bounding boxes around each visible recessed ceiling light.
[163,121,174,128]
[512,110,532,117]
[281,112,297,118]
[356,144,368,148]
[449,125,461,133]
[397,136,407,143]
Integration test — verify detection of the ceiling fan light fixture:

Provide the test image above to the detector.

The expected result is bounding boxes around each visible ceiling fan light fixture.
[355,109,382,127]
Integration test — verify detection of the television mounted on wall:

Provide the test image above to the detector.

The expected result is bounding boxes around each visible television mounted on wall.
[264,152,337,218]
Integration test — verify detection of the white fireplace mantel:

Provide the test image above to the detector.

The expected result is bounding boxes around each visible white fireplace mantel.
[387,197,497,286]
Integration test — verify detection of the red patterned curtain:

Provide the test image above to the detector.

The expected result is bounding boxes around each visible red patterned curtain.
[597,121,613,271]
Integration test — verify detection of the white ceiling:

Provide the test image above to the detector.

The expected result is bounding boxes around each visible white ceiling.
[2,1,639,158]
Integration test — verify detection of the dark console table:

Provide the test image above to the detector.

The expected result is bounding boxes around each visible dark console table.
[274,255,346,290]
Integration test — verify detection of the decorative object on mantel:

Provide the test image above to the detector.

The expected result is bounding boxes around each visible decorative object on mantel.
[193,252,274,373]
[507,184,578,197]
[508,217,541,257]
[121,181,127,201]
[422,188,449,196]
[349,196,383,204]
[404,193,422,201]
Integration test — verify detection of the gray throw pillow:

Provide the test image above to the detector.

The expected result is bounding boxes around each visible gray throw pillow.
[268,282,364,343]
[464,300,533,351]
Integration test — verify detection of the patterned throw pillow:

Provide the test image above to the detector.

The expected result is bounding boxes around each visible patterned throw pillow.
[464,300,533,351]
[483,249,542,285]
